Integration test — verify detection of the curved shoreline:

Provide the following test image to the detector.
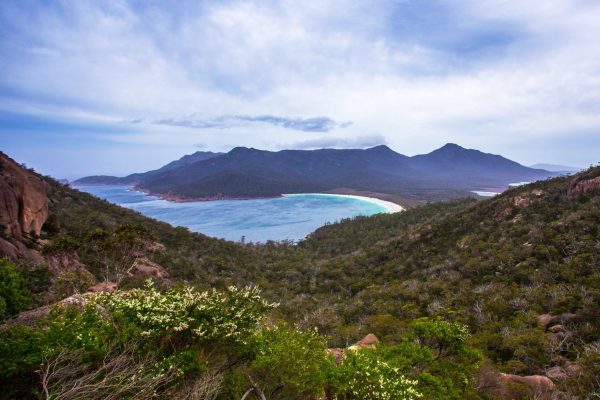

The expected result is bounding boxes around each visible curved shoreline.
[74,184,404,214]
[283,193,404,214]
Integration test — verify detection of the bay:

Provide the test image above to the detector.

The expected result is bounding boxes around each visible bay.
[74,185,389,243]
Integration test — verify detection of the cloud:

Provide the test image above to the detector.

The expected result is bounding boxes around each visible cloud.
[290,134,387,149]
[1,0,600,174]
[131,115,350,132]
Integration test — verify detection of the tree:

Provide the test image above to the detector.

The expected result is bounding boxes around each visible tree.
[248,324,330,399]
[86,224,156,284]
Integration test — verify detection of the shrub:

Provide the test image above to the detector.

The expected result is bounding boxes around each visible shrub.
[249,324,330,399]
[96,281,277,344]
[0,258,32,319]
[328,348,422,400]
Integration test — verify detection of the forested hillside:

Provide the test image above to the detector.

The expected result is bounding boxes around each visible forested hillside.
[1,156,599,399]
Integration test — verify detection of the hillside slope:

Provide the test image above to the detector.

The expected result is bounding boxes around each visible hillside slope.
[3,152,599,398]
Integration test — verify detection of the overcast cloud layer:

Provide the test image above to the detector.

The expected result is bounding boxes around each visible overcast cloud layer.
[0,0,599,178]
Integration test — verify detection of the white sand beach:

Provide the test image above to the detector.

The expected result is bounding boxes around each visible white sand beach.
[283,193,404,214]
[470,190,500,197]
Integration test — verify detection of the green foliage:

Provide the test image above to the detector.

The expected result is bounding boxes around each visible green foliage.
[0,324,42,399]
[84,224,158,283]
[0,258,32,319]
[328,349,422,400]
[249,325,329,399]
[40,235,79,255]
[52,270,96,299]
[410,318,470,360]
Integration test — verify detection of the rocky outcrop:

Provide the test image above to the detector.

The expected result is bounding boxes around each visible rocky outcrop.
[478,365,558,400]
[0,152,49,242]
[535,313,576,329]
[45,251,91,276]
[568,174,600,196]
[4,293,93,327]
[88,281,117,293]
[496,373,556,399]
[131,257,170,280]
[353,333,379,349]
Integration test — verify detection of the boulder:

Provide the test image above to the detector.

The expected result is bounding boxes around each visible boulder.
[558,312,576,324]
[536,314,556,328]
[132,257,170,279]
[327,334,380,365]
[4,293,93,327]
[497,373,556,399]
[548,324,566,333]
[535,313,576,329]
[88,281,118,293]
[348,333,379,351]
[0,237,19,260]
[354,333,379,348]
[546,366,567,379]
[4,304,52,326]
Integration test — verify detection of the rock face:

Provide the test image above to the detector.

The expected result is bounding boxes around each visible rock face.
[568,175,600,196]
[0,152,50,242]
[45,251,92,276]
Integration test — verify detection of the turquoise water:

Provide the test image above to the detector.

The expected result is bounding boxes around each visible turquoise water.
[74,185,387,243]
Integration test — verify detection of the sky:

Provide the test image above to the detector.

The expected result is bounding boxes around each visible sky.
[0,0,599,179]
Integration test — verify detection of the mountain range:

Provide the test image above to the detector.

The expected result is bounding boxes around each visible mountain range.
[74,144,556,202]
[529,163,583,173]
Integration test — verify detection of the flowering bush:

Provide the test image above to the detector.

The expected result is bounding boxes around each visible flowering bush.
[96,280,277,344]
[329,348,422,400]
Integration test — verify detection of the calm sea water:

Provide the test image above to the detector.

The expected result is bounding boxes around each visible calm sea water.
[74,185,387,243]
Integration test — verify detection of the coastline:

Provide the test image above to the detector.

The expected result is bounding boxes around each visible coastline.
[283,193,404,214]
[74,184,404,213]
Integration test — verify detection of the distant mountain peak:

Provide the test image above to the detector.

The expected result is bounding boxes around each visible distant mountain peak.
[436,143,468,152]
[367,144,393,151]
[229,146,258,154]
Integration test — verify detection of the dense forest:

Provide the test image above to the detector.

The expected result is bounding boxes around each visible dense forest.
[1,160,599,399]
